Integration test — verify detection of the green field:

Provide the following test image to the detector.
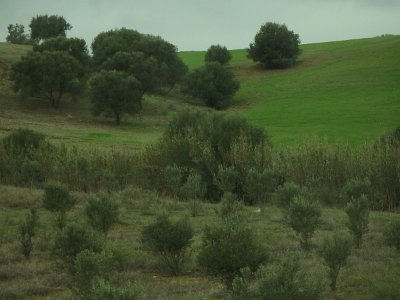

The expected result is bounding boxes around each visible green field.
[1,36,400,148]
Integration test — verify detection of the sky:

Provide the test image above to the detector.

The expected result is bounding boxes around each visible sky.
[0,0,399,51]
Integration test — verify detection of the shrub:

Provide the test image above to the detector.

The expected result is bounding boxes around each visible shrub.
[287,196,321,250]
[248,22,300,69]
[18,208,39,259]
[52,223,103,269]
[93,279,144,300]
[218,192,244,218]
[197,215,267,289]
[215,165,238,193]
[43,181,76,229]
[256,253,325,300]
[244,168,278,205]
[274,181,307,209]
[20,159,45,187]
[384,218,400,251]
[85,194,119,236]
[180,170,206,200]
[181,62,240,108]
[205,45,232,65]
[231,267,252,300]
[141,214,193,275]
[99,170,120,193]
[340,178,372,204]
[2,128,45,157]
[162,164,185,198]
[345,195,369,248]
[318,231,352,291]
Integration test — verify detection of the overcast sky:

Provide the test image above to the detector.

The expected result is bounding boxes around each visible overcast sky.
[1,0,399,51]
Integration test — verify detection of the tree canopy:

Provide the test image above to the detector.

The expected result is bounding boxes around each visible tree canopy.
[248,22,300,69]
[6,24,30,45]
[10,51,84,108]
[29,15,72,43]
[205,45,232,65]
[89,70,143,125]
[181,62,240,108]
[91,28,187,93]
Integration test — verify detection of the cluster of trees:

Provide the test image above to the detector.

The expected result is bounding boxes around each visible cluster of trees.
[7,16,303,120]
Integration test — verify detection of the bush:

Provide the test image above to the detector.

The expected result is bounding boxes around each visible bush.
[20,159,45,187]
[287,196,321,250]
[52,223,103,269]
[274,182,307,209]
[318,231,352,291]
[162,164,185,198]
[205,45,232,65]
[248,22,300,69]
[197,215,267,289]
[340,178,372,204]
[384,218,400,251]
[2,128,45,157]
[345,195,369,248]
[218,192,244,218]
[18,208,39,259]
[85,194,119,236]
[43,181,76,229]
[215,165,238,193]
[256,253,325,300]
[141,214,193,275]
[181,62,240,108]
[180,170,206,200]
[244,168,278,205]
[93,279,144,300]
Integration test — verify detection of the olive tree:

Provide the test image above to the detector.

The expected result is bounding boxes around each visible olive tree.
[181,62,240,108]
[248,22,300,69]
[29,14,72,43]
[205,45,232,65]
[89,70,143,125]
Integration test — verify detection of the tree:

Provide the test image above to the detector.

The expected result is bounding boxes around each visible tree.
[197,215,267,288]
[384,218,400,251]
[10,50,84,108]
[287,196,321,250]
[42,180,76,229]
[141,214,193,275]
[85,194,119,236]
[181,62,240,108]
[29,14,72,43]
[33,36,90,66]
[248,22,300,69]
[6,24,29,44]
[89,70,143,125]
[18,208,39,259]
[318,231,352,291]
[205,45,232,65]
[345,195,369,248]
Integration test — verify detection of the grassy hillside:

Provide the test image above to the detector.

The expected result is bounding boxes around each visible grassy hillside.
[180,36,400,146]
[1,36,399,148]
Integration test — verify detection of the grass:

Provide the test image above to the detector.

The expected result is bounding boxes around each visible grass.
[0,184,399,299]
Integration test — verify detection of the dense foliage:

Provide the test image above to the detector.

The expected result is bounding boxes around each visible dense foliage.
[205,45,232,65]
[29,14,72,43]
[181,62,240,108]
[6,24,30,44]
[248,22,300,69]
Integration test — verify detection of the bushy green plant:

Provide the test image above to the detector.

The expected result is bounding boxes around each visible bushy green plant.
[162,164,185,198]
[99,170,120,193]
[2,128,45,157]
[231,267,252,300]
[20,159,44,187]
[93,279,144,300]
[274,181,307,209]
[52,223,103,269]
[205,44,232,65]
[345,195,369,248]
[43,181,76,229]
[218,192,244,218]
[256,253,325,300]
[141,214,193,275]
[287,196,321,250]
[85,194,119,236]
[180,170,206,200]
[384,218,400,251]
[215,165,239,193]
[340,178,372,204]
[244,168,278,205]
[18,208,39,259]
[318,231,352,291]
[197,215,267,289]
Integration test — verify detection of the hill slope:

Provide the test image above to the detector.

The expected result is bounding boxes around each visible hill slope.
[180,36,400,146]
